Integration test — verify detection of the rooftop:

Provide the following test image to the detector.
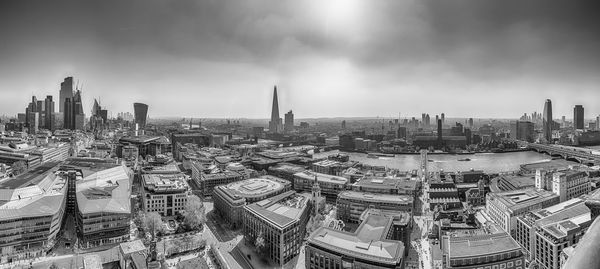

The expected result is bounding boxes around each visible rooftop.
[215,176,289,200]
[487,188,558,213]
[143,173,188,193]
[200,170,242,180]
[245,190,311,228]
[61,158,132,215]
[338,190,413,204]
[308,214,404,265]
[353,177,418,190]
[119,135,161,144]
[294,171,348,185]
[0,164,67,221]
[0,161,61,189]
[447,233,522,259]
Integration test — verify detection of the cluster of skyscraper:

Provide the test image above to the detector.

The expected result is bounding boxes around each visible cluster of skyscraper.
[60,77,86,130]
[24,95,55,134]
[268,86,294,134]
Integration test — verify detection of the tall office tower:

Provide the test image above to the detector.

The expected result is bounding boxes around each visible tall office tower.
[435,115,439,125]
[133,102,149,129]
[64,98,73,130]
[284,110,294,132]
[341,120,346,129]
[596,116,600,130]
[574,105,584,130]
[421,113,426,126]
[437,119,443,146]
[425,114,430,127]
[268,86,283,133]
[59,77,73,113]
[36,100,45,128]
[543,99,553,142]
[72,90,85,130]
[441,113,445,126]
[44,96,55,131]
[468,118,474,128]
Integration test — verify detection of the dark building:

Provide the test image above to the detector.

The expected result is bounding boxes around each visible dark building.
[284,110,294,132]
[397,126,407,139]
[64,98,73,130]
[574,105,584,130]
[464,128,472,145]
[437,119,443,146]
[269,86,283,133]
[543,99,553,142]
[510,120,535,142]
[44,95,55,130]
[339,134,355,150]
[133,102,149,129]
[59,77,73,113]
[63,89,85,130]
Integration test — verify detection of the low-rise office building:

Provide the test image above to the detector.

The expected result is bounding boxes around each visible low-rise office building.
[351,176,420,197]
[486,188,559,236]
[243,191,311,266]
[213,176,291,228]
[551,170,590,202]
[306,210,406,269]
[442,232,525,269]
[267,162,307,187]
[62,158,133,248]
[294,171,348,202]
[142,173,189,217]
[337,190,413,223]
[515,198,591,269]
[193,168,243,197]
[0,162,67,263]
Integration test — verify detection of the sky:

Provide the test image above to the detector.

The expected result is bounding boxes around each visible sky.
[0,0,599,120]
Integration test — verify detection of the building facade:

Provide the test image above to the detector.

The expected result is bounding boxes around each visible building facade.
[142,173,189,217]
[486,188,559,236]
[336,190,413,224]
[243,191,311,266]
[294,171,348,202]
[213,176,291,228]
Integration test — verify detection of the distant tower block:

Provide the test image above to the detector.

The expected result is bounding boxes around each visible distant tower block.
[133,103,149,129]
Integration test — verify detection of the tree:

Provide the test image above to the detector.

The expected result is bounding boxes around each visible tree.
[143,212,165,239]
[49,263,59,269]
[183,195,206,231]
[11,161,26,176]
[255,231,269,260]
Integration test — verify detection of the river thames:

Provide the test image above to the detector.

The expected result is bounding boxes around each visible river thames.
[313,150,564,173]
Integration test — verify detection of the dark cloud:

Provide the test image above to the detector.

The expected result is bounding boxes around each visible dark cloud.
[0,0,599,118]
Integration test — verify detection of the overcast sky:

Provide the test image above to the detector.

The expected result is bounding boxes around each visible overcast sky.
[0,0,599,119]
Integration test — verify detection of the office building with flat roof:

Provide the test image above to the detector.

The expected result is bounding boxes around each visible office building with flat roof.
[515,198,591,269]
[337,190,413,224]
[142,173,189,217]
[294,171,349,202]
[0,162,66,263]
[551,170,590,202]
[352,177,420,197]
[60,158,133,248]
[194,169,244,197]
[267,162,306,188]
[243,191,311,266]
[441,232,525,269]
[306,210,406,269]
[486,188,559,236]
[213,175,291,228]
[311,159,352,176]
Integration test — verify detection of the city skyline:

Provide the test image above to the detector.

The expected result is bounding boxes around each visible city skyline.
[0,0,599,119]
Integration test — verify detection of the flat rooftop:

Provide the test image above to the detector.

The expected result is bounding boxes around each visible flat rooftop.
[521,159,579,172]
[119,135,161,144]
[143,173,188,193]
[338,190,413,204]
[216,176,289,200]
[0,161,61,189]
[353,177,418,190]
[447,233,521,259]
[0,167,67,221]
[488,188,558,212]
[294,171,348,185]
[245,190,311,228]
[308,214,404,265]
[61,158,132,215]
[201,170,242,180]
